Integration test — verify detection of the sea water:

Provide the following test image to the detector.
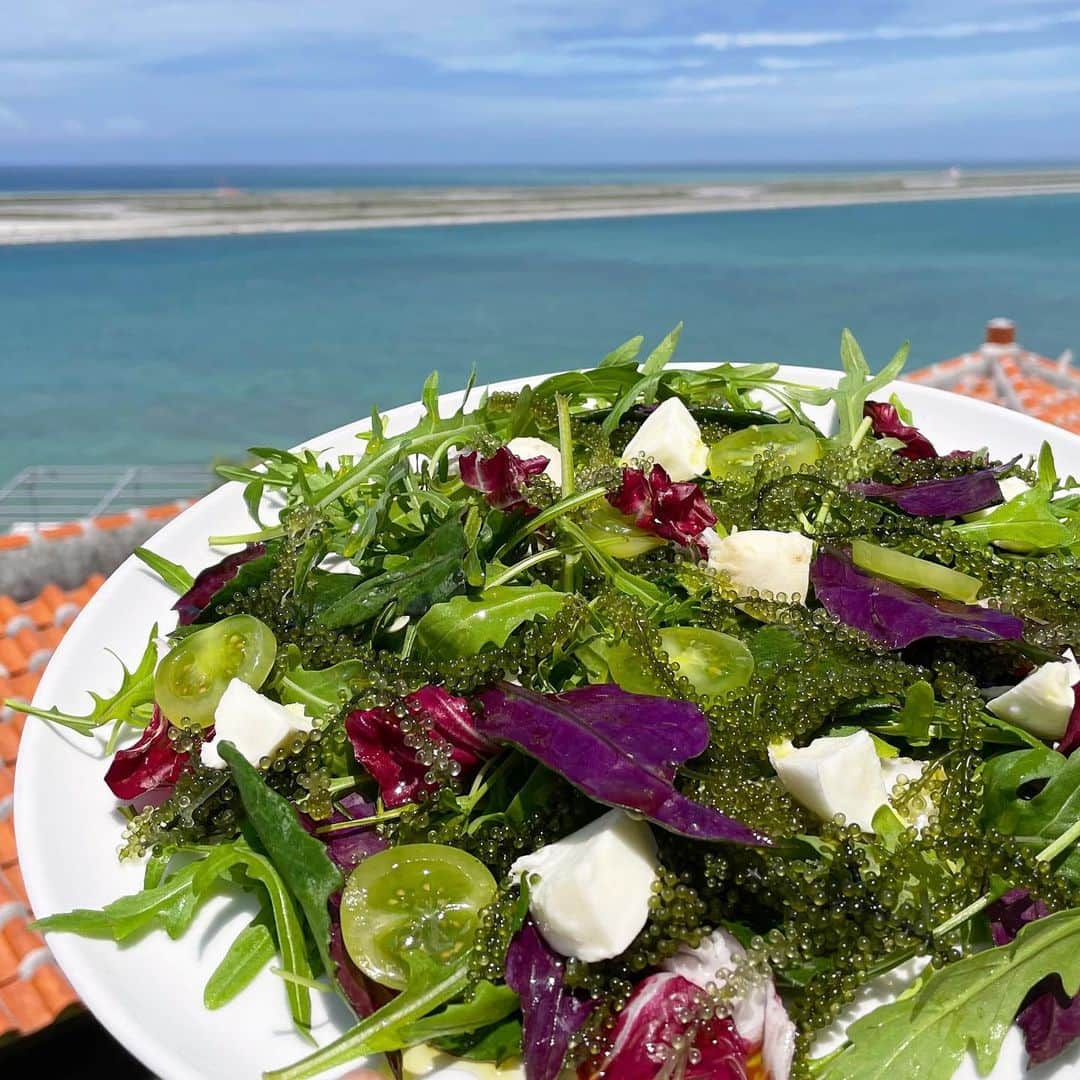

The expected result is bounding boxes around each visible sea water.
[1,193,1078,480]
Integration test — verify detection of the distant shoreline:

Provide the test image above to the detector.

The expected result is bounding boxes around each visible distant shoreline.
[4,169,1080,245]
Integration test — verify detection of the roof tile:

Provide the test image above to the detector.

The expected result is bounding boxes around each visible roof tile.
[0,977,61,1036]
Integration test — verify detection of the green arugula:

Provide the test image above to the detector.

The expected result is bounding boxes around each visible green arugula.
[317,515,468,629]
[982,745,1080,882]
[601,322,683,435]
[433,1018,523,1063]
[134,547,195,593]
[816,908,1080,1080]
[274,645,368,712]
[203,920,277,1010]
[220,742,342,979]
[7,626,158,736]
[414,585,569,658]
[832,330,909,446]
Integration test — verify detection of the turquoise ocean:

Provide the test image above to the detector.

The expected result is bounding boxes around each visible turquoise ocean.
[1,168,1078,483]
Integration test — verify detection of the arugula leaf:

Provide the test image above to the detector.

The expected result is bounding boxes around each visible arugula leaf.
[220,742,343,979]
[816,908,1080,1080]
[415,585,568,658]
[598,334,645,368]
[204,920,276,1009]
[8,625,158,736]
[317,515,468,629]
[274,645,368,713]
[832,330,909,447]
[982,746,1080,882]
[601,322,683,435]
[953,487,1073,551]
[134,547,195,593]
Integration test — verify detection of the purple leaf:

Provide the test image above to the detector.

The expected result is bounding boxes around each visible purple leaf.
[104,706,190,800]
[863,401,938,459]
[1057,686,1080,757]
[579,972,750,1080]
[346,685,491,808]
[607,465,716,556]
[460,446,549,513]
[850,469,1004,518]
[300,793,387,872]
[474,683,768,845]
[505,920,594,1080]
[987,888,1080,1067]
[174,543,266,625]
[810,547,1024,650]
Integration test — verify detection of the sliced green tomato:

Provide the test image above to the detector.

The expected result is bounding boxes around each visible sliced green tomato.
[340,844,497,990]
[607,627,754,700]
[581,504,665,560]
[851,539,982,603]
[708,422,821,479]
[154,614,277,729]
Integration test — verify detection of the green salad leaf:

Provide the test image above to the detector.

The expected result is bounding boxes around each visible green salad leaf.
[832,330,909,446]
[816,908,1080,1080]
[274,645,368,712]
[134,547,195,593]
[415,585,569,658]
[203,920,277,1010]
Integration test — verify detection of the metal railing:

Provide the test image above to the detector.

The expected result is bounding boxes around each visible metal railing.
[0,465,216,533]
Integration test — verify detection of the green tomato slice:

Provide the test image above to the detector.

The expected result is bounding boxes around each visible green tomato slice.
[340,844,497,990]
[607,627,755,700]
[851,539,983,604]
[154,614,277,729]
[708,422,820,479]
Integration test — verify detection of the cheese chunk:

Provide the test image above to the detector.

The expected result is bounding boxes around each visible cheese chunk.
[201,679,313,770]
[510,809,658,962]
[620,397,708,482]
[987,651,1080,739]
[506,437,562,486]
[706,529,814,603]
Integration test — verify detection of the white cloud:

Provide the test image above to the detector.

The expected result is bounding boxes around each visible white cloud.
[757,56,834,71]
[667,74,781,93]
[437,52,705,75]
[695,8,1080,51]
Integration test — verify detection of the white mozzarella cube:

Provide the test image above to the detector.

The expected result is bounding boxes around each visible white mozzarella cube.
[201,679,314,770]
[506,437,562,486]
[769,731,890,832]
[620,397,708,482]
[510,809,659,962]
[705,529,814,603]
[987,651,1080,740]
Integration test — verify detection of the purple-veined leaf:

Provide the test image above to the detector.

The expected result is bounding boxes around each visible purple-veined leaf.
[474,683,767,845]
[607,465,716,556]
[1057,687,1080,757]
[104,706,190,800]
[850,469,1005,518]
[301,793,387,872]
[505,920,594,1080]
[460,446,549,513]
[810,547,1023,650]
[863,400,938,460]
[174,543,267,624]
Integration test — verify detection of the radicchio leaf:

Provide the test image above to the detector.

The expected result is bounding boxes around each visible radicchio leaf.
[863,401,938,459]
[1057,686,1080,757]
[506,920,594,1080]
[346,685,492,808]
[301,792,387,872]
[474,683,768,845]
[987,888,1080,1066]
[104,706,189,800]
[850,469,1004,518]
[460,446,549,513]
[174,543,267,625]
[810,547,1023,650]
[607,465,716,555]
[579,973,750,1080]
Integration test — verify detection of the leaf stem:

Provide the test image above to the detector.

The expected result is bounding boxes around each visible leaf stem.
[495,485,607,558]
[315,802,417,834]
[1036,816,1080,864]
[483,547,563,590]
[208,526,285,546]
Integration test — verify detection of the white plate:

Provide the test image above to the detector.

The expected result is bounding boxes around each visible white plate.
[14,366,1080,1080]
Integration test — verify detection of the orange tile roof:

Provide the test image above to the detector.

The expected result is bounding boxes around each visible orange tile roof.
[0,573,103,1040]
[0,500,195,551]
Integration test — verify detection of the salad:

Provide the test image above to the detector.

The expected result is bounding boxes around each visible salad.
[14,324,1080,1080]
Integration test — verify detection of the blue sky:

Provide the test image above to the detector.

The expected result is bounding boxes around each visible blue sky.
[2,1,1079,164]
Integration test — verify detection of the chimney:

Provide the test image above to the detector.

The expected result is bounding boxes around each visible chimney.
[985,318,1016,346]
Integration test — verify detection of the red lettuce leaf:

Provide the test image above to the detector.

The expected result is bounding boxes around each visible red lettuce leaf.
[850,469,1004,518]
[460,446,549,513]
[104,706,190,800]
[474,683,767,845]
[863,401,938,460]
[1057,686,1080,757]
[607,465,716,555]
[301,792,387,872]
[578,972,750,1080]
[505,920,594,1080]
[810,547,1023,650]
[174,543,267,625]
[987,888,1080,1066]
[346,685,491,808]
